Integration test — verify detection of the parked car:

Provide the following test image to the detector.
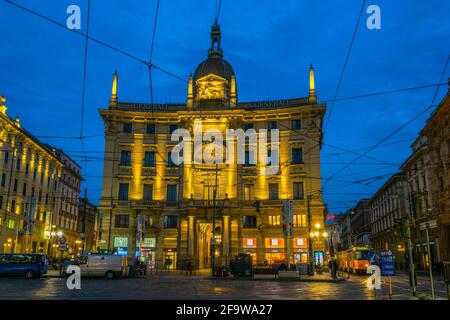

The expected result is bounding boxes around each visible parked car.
[0,254,47,279]
[65,254,127,279]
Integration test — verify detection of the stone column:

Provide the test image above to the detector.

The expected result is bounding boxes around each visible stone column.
[188,216,195,257]
[222,216,230,259]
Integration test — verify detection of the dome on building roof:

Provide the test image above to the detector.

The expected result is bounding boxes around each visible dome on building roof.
[193,55,235,83]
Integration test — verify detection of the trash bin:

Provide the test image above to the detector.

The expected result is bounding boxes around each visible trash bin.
[234,253,253,278]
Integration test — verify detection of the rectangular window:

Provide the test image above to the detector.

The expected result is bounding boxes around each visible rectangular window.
[146,123,156,134]
[0,196,3,210]
[293,182,304,200]
[268,121,277,130]
[123,123,132,133]
[243,238,256,248]
[293,214,307,228]
[243,216,257,228]
[15,158,21,171]
[13,179,18,193]
[292,119,301,130]
[1,173,5,187]
[10,200,16,214]
[166,185,177,202]
[269,183,279,200]
[120,150,131,166]
[291,148,303,164]
[169,124,179,134]
[4,151,9,164]
[268,215,281,226]
[33,168,37,180]
[244,150,255,166]
[143,151,155,167]
[114,215,129,228]
[118,183,129,201]
[163,215,178,229]
[243,184,254,201]
[25,163,29,175]
[7,218,14,229]
[143,184,153,201]
[167,153,177,167]
[244,123,254,131]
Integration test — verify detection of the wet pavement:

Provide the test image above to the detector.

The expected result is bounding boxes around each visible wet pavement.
[0,270,446,300]
[0,272,375,300]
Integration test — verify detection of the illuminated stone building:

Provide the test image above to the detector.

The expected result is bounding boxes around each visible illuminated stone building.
[401,80,450,270]
[0,96,82,258]
[97,21,327,269]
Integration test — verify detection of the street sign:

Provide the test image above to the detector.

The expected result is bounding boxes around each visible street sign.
[367,250,377,265]
[58,244,68,251]
[420,220,437,231]
[381,250,395,276]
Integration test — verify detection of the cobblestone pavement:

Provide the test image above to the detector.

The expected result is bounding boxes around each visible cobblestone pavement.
[0,273,377,300]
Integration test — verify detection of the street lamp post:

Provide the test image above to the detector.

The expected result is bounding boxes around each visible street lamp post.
[310,223,328,274]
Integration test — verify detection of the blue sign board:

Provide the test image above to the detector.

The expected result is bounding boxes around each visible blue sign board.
[367,250,377,265]
[381,250,395,276]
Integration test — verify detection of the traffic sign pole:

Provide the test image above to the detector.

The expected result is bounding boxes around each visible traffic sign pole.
[385,242,393,300]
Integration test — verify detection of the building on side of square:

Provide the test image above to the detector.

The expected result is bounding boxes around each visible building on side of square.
[97,21,327,270]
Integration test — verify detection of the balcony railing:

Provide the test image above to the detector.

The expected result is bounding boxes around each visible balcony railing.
[118,166,132,176]
[142,167,157,176]
[290,164,305,174]
[131,200,160,208]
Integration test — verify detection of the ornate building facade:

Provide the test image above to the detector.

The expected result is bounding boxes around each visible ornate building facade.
[0,96,83,258]
[401,81,450,270]
[97,22,327,269]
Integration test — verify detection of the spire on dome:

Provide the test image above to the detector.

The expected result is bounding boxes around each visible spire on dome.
[208,18,223,57]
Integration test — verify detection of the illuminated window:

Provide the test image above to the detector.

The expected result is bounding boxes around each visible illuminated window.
[268,215,281,226]
[293,214,307,228]
[294,238,307,249]
[265,238,285,248]
[243,238,256,247]
[7,219,14,229]
[0,216,2,226]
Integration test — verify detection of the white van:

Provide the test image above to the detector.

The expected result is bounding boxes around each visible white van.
[67,254,127,279]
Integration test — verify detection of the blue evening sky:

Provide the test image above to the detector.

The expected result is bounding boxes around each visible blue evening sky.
[0,0,449,214]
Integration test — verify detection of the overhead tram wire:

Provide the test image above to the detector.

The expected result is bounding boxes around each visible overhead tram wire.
[324,54,450,187]
[26,81,446,142]
[323,0,367,135]
[7,0,445,202]
[148,0,160,106]
[79,0,92,179]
